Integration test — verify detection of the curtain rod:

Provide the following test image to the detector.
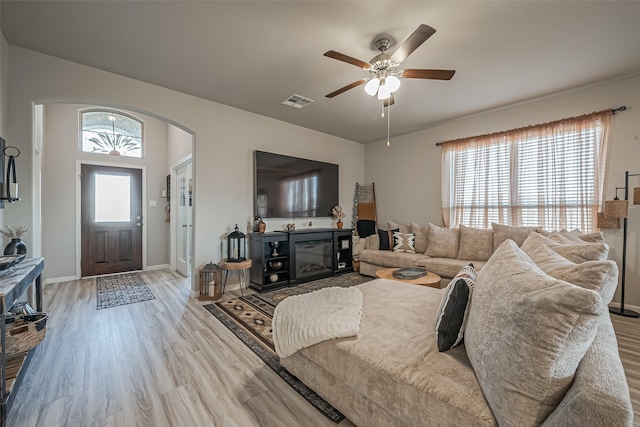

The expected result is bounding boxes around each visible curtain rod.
[435,106,627,147]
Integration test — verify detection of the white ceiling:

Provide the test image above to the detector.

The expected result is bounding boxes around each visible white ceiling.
[2,1,640,143]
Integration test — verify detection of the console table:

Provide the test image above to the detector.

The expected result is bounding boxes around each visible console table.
[0,257,44,427]
[249,229,353,292]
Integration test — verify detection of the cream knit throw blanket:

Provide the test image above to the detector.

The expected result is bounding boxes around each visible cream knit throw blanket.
[272,286,364,358]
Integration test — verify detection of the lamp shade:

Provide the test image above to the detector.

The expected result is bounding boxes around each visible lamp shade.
[364,78,380,96]
[604,199,629,218]
[377,83,391,100]
[597,212,620,229]
[386,75,401,93]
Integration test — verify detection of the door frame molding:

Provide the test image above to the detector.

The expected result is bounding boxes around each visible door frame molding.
[76,159,147,279]
[170,155,193,275]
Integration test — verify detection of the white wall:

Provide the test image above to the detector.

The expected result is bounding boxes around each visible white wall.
[0,30,8,230]
[167,124,193,272]
[366,74,640,306]
[42,104,169,279]
[7,46,365,290]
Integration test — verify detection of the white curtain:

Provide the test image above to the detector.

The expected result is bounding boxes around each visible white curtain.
[442,110,611,232]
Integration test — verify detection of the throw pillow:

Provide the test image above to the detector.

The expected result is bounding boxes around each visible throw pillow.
[521,232,609,263]
[456,225,494,261]
[387,221,410,234]
[425,223,460,258]
[491,223,538,249]
[549,231,583,244]
[569,229,606,243]
[411,222,429,254]
[392,232,416,253]
[530,244,618,304]
[434,264,477,352]
[377,228,399,251]
[465,240,602,426]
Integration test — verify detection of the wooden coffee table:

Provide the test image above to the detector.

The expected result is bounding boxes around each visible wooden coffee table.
[375,267,441,288]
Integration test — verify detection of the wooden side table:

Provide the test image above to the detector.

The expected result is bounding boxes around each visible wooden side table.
[375,267,441,289]
[219,259,252,296]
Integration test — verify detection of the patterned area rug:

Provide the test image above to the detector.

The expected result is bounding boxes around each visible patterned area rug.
[204,272,372,423]
[96,272,156,310]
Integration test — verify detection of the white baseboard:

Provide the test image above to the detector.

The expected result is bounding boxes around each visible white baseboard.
[45,275,79,285]
[608,301,640,313]
[145,264,170,271]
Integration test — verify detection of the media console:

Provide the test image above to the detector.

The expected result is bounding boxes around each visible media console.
[249,228,353,292]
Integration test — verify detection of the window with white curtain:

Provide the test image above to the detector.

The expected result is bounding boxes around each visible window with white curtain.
[441,110,611,232]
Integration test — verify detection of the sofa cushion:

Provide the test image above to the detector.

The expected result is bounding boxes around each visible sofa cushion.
[521,232,609,262]
[457,225,493,261]
[281,279,497,427]
[378,228,399,251]
[411,222,429,254]
[359,249,428,268]
[392,232,416,253]
[425,223,460,258]
[365,233,380,250]
[387,221,410,234]
[530,244,618,305]
[416,257,487,279]
[435,264,477,352]
[491,223,538,248]
[465,240,602,427]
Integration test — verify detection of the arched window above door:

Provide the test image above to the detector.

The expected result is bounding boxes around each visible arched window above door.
[80,109,144,158]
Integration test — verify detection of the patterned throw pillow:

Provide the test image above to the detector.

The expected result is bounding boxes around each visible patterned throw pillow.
[392,232,416,253]
[377,228,399,251]
[434,264,477,352]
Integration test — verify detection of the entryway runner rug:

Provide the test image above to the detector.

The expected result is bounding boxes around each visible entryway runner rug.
[96,272,156,310]
[204,272,372,423]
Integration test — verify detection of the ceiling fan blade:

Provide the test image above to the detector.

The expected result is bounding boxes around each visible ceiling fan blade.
[383,94,395,107]
[390,24,436,63]
[325,80,367,98]
[402,69,456,80]
[324,50,371,70]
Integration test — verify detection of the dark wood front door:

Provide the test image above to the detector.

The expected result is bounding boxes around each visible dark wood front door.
[81,164,143,276]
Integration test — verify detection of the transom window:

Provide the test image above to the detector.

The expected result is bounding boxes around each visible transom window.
[81,109,143,158]
[441,110,611,232]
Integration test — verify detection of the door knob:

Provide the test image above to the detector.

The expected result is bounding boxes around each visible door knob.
[137,223,142,226]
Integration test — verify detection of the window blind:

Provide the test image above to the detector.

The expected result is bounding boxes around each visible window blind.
[442,110,611,232]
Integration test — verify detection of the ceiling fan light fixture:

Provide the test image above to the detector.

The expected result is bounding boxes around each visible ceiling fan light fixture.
[364,78,380,96]
[377,83,391,100]
[386,75,401,93]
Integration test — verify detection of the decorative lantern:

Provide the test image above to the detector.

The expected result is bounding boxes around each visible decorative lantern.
[198,262,222,301]
[227,224,246,262]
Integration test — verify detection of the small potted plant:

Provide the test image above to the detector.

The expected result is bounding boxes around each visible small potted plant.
[0,224,29,255]
[332,206,346,229]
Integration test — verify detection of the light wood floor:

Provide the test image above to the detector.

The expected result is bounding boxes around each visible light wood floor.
[6,269,640,426]
[7,270,355,427]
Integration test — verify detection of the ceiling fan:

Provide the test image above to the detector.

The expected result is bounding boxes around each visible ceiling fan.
[324,24,455,106]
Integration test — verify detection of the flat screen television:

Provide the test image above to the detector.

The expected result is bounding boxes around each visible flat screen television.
[254,150,339,218]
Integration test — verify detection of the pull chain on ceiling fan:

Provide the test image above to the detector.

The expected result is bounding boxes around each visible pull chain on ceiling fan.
[324,24,456,147]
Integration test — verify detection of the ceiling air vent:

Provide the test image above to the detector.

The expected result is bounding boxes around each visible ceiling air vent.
[281,94,314,109]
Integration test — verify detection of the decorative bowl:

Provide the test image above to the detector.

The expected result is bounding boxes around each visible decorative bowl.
[269,261,283,271]
[392,267,428,279]
[269,273,279,283]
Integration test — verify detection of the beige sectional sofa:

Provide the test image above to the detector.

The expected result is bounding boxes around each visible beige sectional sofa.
[356,222,597,284]
[282,230,634,426]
